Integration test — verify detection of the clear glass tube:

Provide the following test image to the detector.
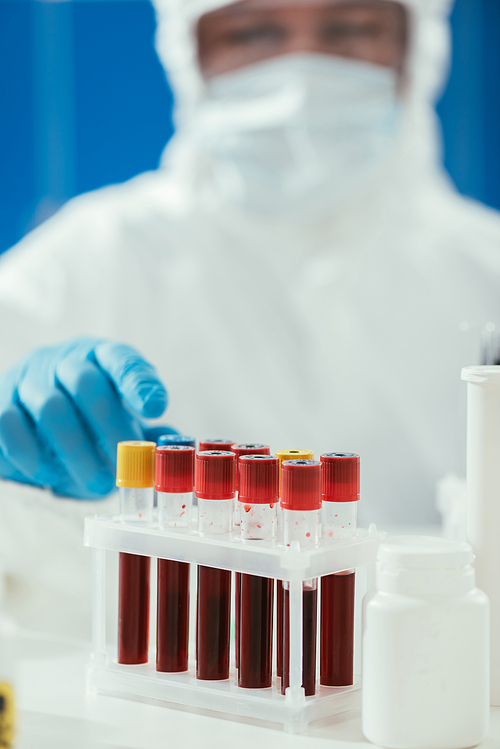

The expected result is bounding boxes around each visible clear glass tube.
[157,492,192,672]
[240,502,276,541]
[238,501,276,688]
[282,508,319,697]
[283,509,320,547]
[276,501,284,679]
[158,491,193,530]
[119,487,154,524]
[196,498,233,680]
[321,501,357,540]
[198,498,233,535]
[276,504,284,544]
[234,491,240,527]
[321,500,358,688]
[118,487,153,664]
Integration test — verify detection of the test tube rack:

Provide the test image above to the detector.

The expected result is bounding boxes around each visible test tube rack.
[84,512,384,734]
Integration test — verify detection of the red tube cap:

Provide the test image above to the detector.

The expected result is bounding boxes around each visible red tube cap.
[320,453,360,502]
[231,443,270,490]
[281,460,321,511]
[195,451,236,500]
[238,455,279,505]
[199,438,235,452]
[155,446,195,494]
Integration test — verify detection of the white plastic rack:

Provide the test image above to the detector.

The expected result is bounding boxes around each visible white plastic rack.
[84,511,385,733]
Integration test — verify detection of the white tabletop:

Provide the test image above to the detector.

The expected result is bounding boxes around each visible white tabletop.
[14,633,500,749]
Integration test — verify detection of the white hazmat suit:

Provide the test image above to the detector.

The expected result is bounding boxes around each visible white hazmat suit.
[0,0,500,637]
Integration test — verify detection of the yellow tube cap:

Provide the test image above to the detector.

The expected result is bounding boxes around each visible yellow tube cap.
[116,441,156,488]
[275,449,314,491]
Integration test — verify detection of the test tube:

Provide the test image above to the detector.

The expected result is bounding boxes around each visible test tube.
[155,445,195,672]
[199,439,235,452]
[274,449,314,680]
[238,455,278,688]
[116,441,156,665]
[158,434,196,448]
[231,443,271,670]
[196,450,236,680]
[280,460,321,696]
[320,453,360,687]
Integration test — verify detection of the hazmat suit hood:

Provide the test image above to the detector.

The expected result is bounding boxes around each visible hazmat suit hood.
[151,0,456,218]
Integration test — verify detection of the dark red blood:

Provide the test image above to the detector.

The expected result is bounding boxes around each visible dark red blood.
[118,552,150,664]
[156,559,190,672]
[238,573,273,688]
[196,565,231,680]
[281,586,317,696]
[320,572,355,686]
[235,571,240,669]
[276,579,283,677]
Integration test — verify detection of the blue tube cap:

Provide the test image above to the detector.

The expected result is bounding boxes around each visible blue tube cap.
[157,434,196,448]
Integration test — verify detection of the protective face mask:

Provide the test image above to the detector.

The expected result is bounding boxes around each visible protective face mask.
[191,54,402,220]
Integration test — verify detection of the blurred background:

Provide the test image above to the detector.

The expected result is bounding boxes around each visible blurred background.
[0,0,499,257]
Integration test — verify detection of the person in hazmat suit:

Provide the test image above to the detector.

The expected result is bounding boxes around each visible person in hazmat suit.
[0,0,500,637]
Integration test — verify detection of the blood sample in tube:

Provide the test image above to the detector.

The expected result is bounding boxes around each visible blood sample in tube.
[239,575,274,688]
[118,553,151,664]
[238,455,278,688]
[320,572,355,686]
[280,459,321,696]
[231,444,271,670]
[156,445,195,672]
[116,441,156,665]
[196,451,235,680]
[274,449,314,679]
[320,452,360,687]
[276,583,283,678]
[197,565,232,680]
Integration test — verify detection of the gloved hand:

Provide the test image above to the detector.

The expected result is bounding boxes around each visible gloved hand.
[0,338,176,499]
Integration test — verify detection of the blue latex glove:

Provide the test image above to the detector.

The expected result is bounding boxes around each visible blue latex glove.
[0,338,176,499]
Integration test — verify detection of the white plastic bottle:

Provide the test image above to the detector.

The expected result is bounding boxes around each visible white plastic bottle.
[362,536,489,749]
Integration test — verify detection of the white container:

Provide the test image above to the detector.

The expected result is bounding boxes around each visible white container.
[462,365,500,705]
[362,536,489,749]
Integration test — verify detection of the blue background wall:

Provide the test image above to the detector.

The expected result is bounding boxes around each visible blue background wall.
[0,0,498,255]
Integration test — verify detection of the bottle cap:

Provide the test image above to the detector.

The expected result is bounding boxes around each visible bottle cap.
[231,443,270,490]
[158,434,196,448]
[378,536,474,570]
[156,446,195,493]
[199,439,235,452]
[275,449,314,492]
[238,455,279,505]
[377,537,476,596]
[195,451,236,500]
[116,441,156,488]
[320,453,360,502]
[281,460,321,511]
